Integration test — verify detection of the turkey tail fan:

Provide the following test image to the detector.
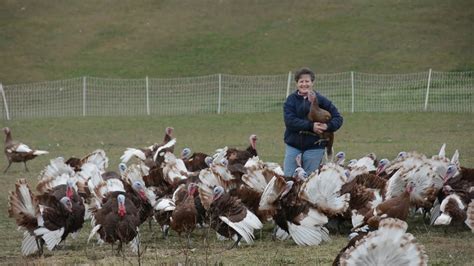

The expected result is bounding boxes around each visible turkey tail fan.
[122,163,156,204]
[81,149,109,172]
[197,184,213,210]
[8,179,39,230]
[34,227,65,251]
[120,148,146,163]
[339,218,428,266]
[406,163,444,205]
[288,222,329,246]
[37,157,75,193]
[162,152,189,183]
[212,146,228,164]
[155,198,176,212]
[385,166,414,199]
[33,150,49,155]
[299,163,350,216]
[262,161,284,178]
[242,156,268,193]
[288,208,329,246]
[258,175,287,211]
[465,200,474,232]
[385,152,425,175]
[93,178,125,201]
[21,231,39,256]
[153,138,177,162]
[198,168,235,191]
[241,172,267,193]
[219,209,263,245]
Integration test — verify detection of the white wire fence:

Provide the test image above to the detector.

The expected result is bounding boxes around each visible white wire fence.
[0,70,472,120]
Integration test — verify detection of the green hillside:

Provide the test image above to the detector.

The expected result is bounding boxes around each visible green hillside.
[1,0,473,84]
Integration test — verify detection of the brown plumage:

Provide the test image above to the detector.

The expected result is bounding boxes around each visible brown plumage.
[341,182,378,217]
[37,183,85,240]
[363,183,413,229]
[208,186,263,248]
[65,157,82,172]
[351,173,387,196]
[307,91,334,157]
[182,151,209,172]
[226,134,258,166]
[8,179,83,256]
[230,184,269,221]
[3,127,48,173]
[258,175,329,246]
[8,179,40,232]
[443,197,467,223]
[446,166,474,191]
[170,184,198,243]
[89,193,141,253]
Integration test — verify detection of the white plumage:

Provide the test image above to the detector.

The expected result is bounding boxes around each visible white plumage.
[120,148,146,163]
[287,208,329,246]
[219,209,263,245]
[340,218,428,266]
[299,163,350,215]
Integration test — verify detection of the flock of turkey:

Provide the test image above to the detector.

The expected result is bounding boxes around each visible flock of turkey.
[4,126,474,265]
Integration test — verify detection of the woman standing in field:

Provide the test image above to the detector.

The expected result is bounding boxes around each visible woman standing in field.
[283,67,343,177]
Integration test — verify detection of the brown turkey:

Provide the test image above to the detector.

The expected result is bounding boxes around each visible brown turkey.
[88,193,141,254]
[360,182,414,230]
[226,134,258,166]
[180,147,210,172]
[307,91,334,157]
[259,175,330,246]
[3,127,48,173]
[8,179,82,256]
[206,186,263,249]
[170,183,199,246]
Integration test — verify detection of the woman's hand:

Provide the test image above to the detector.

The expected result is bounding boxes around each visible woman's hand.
[313,122,328,134]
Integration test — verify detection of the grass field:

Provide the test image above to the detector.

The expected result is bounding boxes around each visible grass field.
[1,0,473,84]
[0,112,473,265]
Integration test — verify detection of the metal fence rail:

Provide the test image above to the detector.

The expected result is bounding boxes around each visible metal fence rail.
[0,70,472,120]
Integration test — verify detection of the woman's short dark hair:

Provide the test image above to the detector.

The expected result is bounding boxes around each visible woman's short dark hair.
[294,67,315,82]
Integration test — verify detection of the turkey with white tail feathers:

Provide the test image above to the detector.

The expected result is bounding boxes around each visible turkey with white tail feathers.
[3,127,49,173]
[337,218,428,266]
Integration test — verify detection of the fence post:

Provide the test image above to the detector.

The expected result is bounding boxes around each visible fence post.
[82,76,87,116]
[351,71,355,113]
[146,76,150,115]
[286,71,292,97]
[424,68,432,111]
[0,83,11,120]
[217,74,222,114]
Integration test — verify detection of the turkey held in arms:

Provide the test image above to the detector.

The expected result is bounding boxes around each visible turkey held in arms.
[307,92,334,157]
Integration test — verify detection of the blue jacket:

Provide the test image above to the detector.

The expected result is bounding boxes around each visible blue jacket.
[283,90,343,151]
